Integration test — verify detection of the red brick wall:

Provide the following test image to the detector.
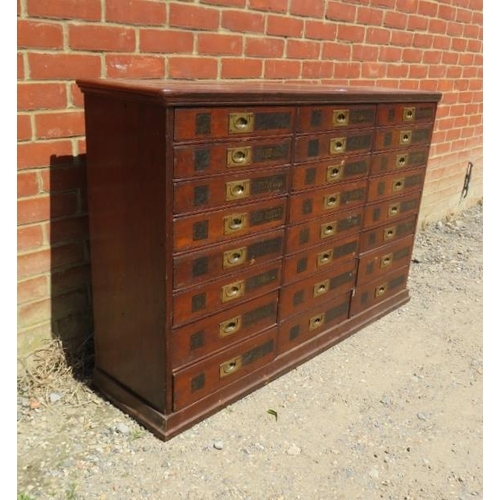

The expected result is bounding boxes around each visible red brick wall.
[17,0,483,358]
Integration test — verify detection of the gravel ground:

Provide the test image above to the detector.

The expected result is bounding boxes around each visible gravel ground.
[17,203,483,500]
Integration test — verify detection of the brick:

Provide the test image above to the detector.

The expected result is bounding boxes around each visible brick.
[446,21,464,37]
[35,111,85,140]
[304,20,336,41]
[264,60,301,79]
[322,42,351,60]
[287,40,321,59]
[408,66,428,79]
[106,55,165,78]
[198,34,243,56]
[361,62,386,79]
[222,10,265,34]
[472,11,482,25]
[18,298,51,328]
[52,265,91,296]
[18,171,39,198]
[18,224,44,251]
[69,24,136,52]
[432,35,451,50]
[428,18,447,35]
[407,15,429,31]
[18,53,25,79]
[40,164,86,193]
[326,2,356,22]
[419,79,439,92]
[384,11,408,29]
[467,39,482,53]
[201,0,245,6]
[356,6,384,25]
[18,114,32,142]
[458,53,474,66]
[352,45,379,62]
[27,0,101,21]
[428,65,446,78]
[221,58,262,79]
[17,19,64,49]
[290,0,326,18]
[412,33,433,48]
[333,62,361,79]
[452,38,468,52]
[28,53,101,80]
[456,8,472,23]
[106,0,166,25]
[378,46,402,62]
[17,139,73,170]
[370,0,396,7]
[464,24,480,39]
[389,30,413,47]
[49,215,89,244]
[336,25,365,43]
[139,29,193,54]
[18,193,78,225]
[70,83,85,108]
[365,27,390,45]
[18,276,49,304]
[170,3,220,31]
[245,38,285,58]
[422,51,442,65]
[438,3,456,20]
[302,61,333,79]
[417,0,438,16]
[248,0,288,12]
[266,15,304,38]
[18,83,67,111]
[402,48,423,63]
[168,57,218,79]
[442,52,459,65]
[387,64,408,78]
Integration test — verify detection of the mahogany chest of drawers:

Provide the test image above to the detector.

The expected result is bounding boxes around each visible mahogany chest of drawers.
[76,80,441,440]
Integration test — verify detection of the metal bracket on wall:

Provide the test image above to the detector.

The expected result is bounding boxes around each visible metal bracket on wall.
[461,162,473,199]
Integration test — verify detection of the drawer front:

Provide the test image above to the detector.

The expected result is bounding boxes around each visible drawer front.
[359,214,417,253]
[363,191,421,229]
[279,259,355,320]
[374,124,434,151]
[174,107,295,141]
[173,138,292,179]
[173,262,281,326]
[278,292,351,354]
[350,265,409,316]
[356,235,415,286]
[297,104,376,132]
[171,292,278,370]
[173,198,286,252]
[286,207,363,254]
[371,147,429,176]
[173,327,278,410]
[289,179,366,223]
[173,167,289,214]
[367,166,425,202]
[291,154,370,191]
[294,130,373,162]
[173,230,284,290]
[283,234,359,284]
[377,102,436,126]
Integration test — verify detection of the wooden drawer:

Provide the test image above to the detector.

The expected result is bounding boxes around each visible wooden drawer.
[377,102,436,126]
[285,207,363,255]
[289,179,366,223]
[173,326,278,410]
[371,147,429,176]
[350,265,409,316]
[291,154,369,191]
[294,130,372,162]
[173,262,281,326]
[283,234,358,284]
[173,230,284,290]
[359,214,417,253]
[279,259,355,320]
[173,167,289,214]
[173,137,292,179]
[174,107,295,141]
[374,124,434,151]
[297,104,376,132]
[278,291,351,354]
[356,235,415,286]
[173,197,286,252]
[363,191,421,229]
[171,292,278,370]
[366,166,425,202]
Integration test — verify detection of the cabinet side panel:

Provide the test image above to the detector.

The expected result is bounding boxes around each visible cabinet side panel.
[84,94,168,413]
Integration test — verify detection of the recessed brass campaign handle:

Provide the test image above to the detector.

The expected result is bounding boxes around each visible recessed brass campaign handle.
[326,163,344,182]
[375,283,388,298]
[309,313,325,331]
[330,137,346,154]
[399,130,412,145]
[383,226,396,241]
[313,280,330,298]
[224,213,248,234]
[221,280,245,302]
[320,221,337,239]
[380,253,393,269]
[226,179,250,200]
[223,246,247,268]
[323,193,340,210]
[317,249,334,267]
[396,154,408,168]
[388,203,400,217]
[332,109,350,126]
[219,355,243,378]
[403,106,416,121]
[392,178,404,192]
[227,147,252,167]
[229,113,254,134]
[219,315,242,337]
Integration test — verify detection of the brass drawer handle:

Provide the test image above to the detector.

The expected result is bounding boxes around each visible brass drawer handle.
[403,106,416,121]
[219,355,243,378]
[227,147,252,167]
[396,154,408,168]
[229,113,255,134]
[383,226,396,241]
[330,137,346,154]
[332,109,350,126]
[375,283,388,298]
[399,130,412,145]
[309,313,325,331]
[380,253,393,269]
[224,213,248,234]
[392,178,404,192]
[221,280,245,302]
[323,193,339,210]
[320,221,337,239]
[219,315,242,337]
[223,246,247,269]
[388,203,400,217]
[326,163,344,182]
[226,179,250,200]
[313,280,330,298]
[317,249,333,267]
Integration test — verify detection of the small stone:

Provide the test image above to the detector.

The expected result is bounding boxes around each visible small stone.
[287,444,301,456]
[213,440,224,450]
[49,392,62,403]
[369,468,379,479]
[417,412,429,421]
[116,423,130,434]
